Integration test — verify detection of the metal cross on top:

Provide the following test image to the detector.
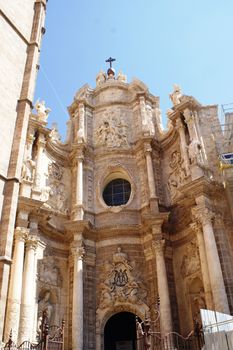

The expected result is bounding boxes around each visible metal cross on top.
[105,57,116,68]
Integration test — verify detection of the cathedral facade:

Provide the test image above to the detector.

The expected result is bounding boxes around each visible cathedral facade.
[2,66,233,350]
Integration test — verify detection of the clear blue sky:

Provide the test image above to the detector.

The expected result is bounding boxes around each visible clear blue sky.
[35,0,233,138]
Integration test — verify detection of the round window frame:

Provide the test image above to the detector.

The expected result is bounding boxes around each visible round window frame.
[98,167,135,212]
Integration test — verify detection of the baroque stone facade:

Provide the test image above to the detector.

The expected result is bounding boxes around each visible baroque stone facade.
[2,67,233,350]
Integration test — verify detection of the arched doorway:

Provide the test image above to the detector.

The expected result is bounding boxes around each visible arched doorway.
[104,312,138,350]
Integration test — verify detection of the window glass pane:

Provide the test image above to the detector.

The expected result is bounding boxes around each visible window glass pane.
[103,178,131,206]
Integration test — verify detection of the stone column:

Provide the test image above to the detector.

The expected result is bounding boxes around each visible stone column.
[144,144,158,212]
[18,236,38,344]
[175,118,190,176]
[71,244,85,350]
[152,239,173,336]
[190,222,214,310]
[34,133,46,190]
[4,228,28,342]
[194,208,230,314]
[73,154,84,220]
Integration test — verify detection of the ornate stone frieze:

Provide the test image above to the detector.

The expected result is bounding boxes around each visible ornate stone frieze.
[95,110,129,148]
[98,247,147,310]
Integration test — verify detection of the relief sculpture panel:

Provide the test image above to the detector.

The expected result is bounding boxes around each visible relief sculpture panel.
[97,247,147,311]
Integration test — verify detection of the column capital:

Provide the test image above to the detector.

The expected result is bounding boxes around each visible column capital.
[144,143,152,155]
[71,243,85,260]
[14,227,29,242]
[192,207,214,226]
[152,239,165,254]
[25,235,39,251]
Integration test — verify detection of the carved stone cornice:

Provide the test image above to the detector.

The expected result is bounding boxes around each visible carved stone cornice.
[71,243,85,260]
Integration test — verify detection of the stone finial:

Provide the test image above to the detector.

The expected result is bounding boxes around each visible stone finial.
[117,70,127,83]
[169,84,182,106]
[34,99,51,122]
[96,70,107,87]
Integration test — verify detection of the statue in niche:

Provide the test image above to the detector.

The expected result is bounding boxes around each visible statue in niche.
[98,247,147,310]
[21,157,36,181]
[169,84,183,106]
[38,290,54,323]
[35,100,51,122]
[188,138,203,165]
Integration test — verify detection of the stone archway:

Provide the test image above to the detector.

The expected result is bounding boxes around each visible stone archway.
[104,311,138,350]
[96,304,147,350]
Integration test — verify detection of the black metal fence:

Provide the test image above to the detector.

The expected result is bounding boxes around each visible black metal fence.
[3,313,64,350]
[136,316,204,350]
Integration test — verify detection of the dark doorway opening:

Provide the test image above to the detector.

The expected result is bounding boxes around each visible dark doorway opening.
[104,312,138,350]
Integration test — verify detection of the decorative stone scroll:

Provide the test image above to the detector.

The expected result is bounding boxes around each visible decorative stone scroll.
[98,247,147,310]
[95,111,129,148]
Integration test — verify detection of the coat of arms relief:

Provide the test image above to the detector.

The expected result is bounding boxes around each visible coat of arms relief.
[97,247,147,311]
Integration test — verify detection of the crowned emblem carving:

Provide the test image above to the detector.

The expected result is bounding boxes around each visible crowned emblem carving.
[98,247,147,310]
